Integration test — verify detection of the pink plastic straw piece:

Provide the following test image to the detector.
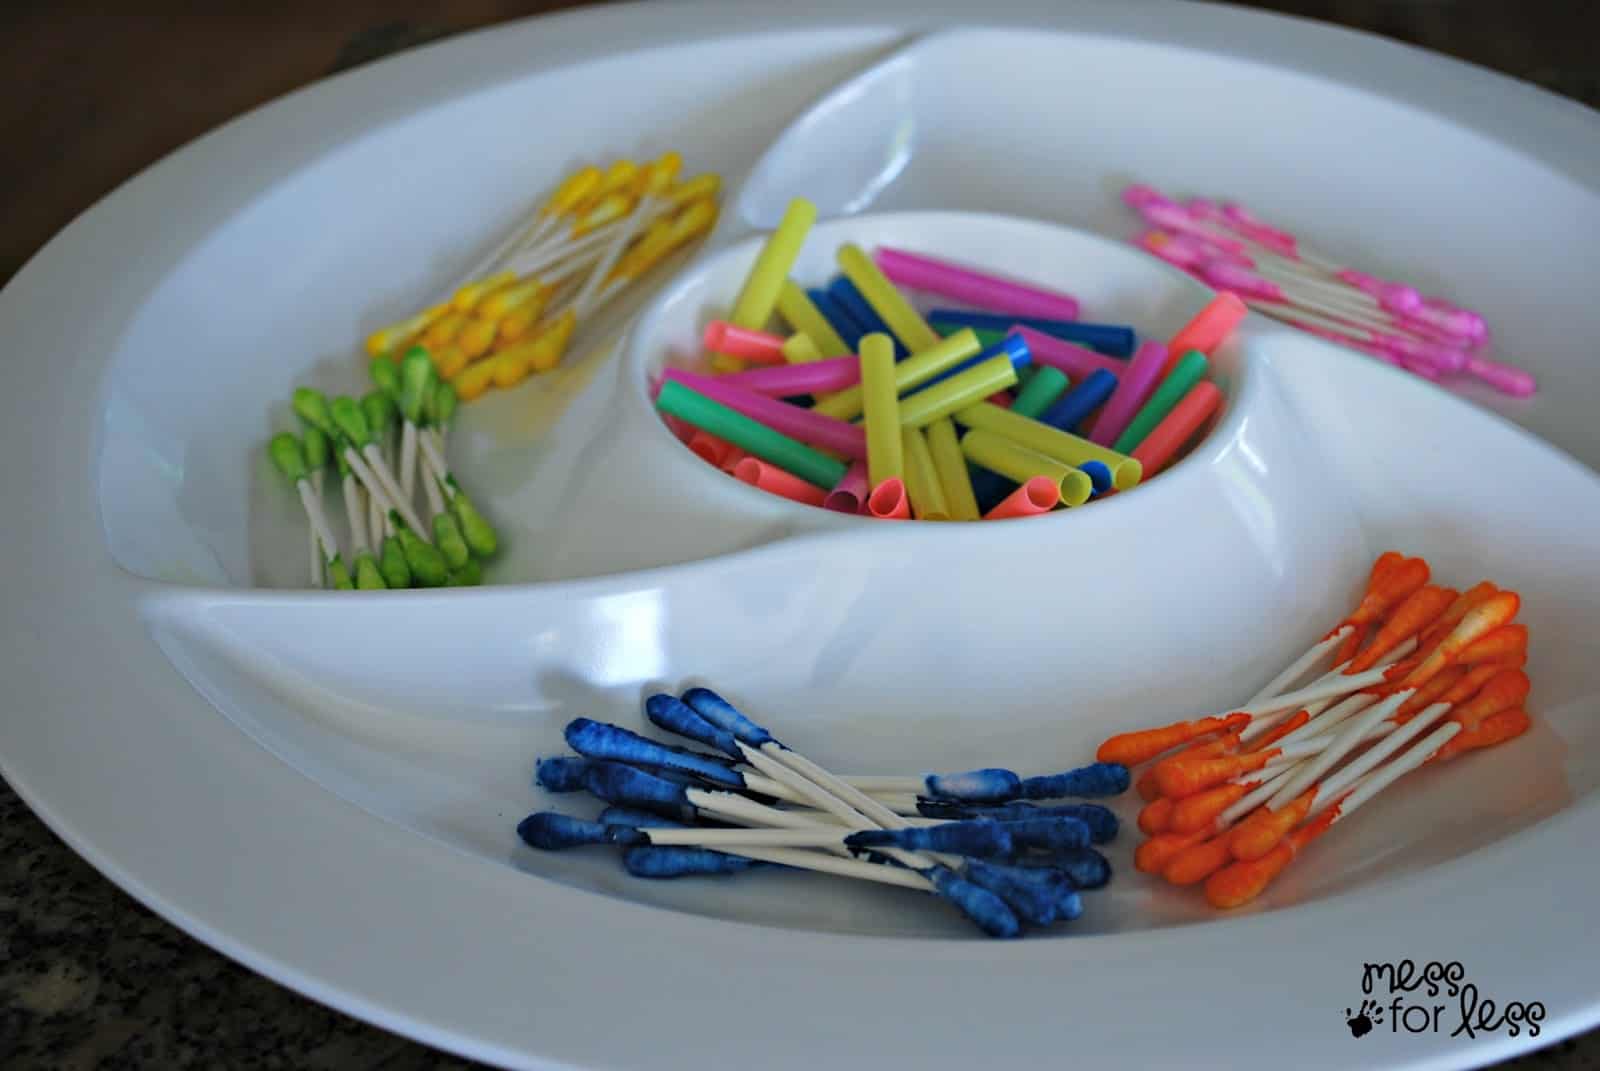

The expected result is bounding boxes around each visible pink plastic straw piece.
[874,247,1080,321]
[716,355,861,397]
[1090,340,1171,447]
[733,457,827,506]
[824,460,869,514]
[1166,292,1249,372]
[984,477,1059,520]
[1011,326,1128,382]
[987,390,1015,408]
[1465,356,1536,398]
[659,369,867,459]
[702,321,787,364]
[866,478,910,520]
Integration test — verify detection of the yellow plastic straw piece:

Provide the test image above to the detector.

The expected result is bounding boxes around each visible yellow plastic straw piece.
[781,332,823,365]
[365,303,449,358]
[479,277,545,320]
[776,281,850,358]
[434,345,470,380]
[901,426,950,520]
[960,428,1092,507]
[451,270,518,313]
[837,243,940,353]
[897,355,1018,429]
[811,329,981,421]
[422,312,468,349]
[663,173,722,211]
[859,333,904,487]
[956,403,1143,490]
[926,417,979,521]
[716,197,815,372]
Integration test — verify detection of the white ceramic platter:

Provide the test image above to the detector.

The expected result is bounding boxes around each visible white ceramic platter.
[3,3,1598,1069]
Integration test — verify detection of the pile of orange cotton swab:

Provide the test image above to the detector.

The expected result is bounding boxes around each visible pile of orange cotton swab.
[1098,551,1531,910]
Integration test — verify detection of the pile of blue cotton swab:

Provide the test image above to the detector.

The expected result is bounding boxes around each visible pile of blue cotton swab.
[517,686,1130,938]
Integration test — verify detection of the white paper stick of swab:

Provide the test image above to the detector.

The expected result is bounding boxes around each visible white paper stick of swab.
[1245,627,1354,707]
[1265,690,1414,810]
[307,470,326,587]
[341,474,370,555]
[1306,701,1456,806]
[1222,668,1389,722]
[573,195,657,320]
[1321,721,1463,822]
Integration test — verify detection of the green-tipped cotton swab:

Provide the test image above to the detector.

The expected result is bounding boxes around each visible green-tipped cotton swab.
[301,425,331,586]
[268,432,343,587]
[328,395,428,537]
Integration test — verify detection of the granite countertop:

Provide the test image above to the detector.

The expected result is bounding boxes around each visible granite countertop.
[2,2,1596,1067]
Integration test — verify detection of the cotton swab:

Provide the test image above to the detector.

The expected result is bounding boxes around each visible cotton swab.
[521,811,1019,857]
[267,433,345,587]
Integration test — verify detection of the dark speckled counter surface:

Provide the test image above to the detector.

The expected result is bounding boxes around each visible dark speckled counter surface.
[2,2,1596,1067]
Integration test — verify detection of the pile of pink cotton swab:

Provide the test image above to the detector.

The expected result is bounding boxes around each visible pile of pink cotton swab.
[1122,185,1535,398]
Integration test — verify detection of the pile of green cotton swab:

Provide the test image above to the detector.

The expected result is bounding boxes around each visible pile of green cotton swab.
[268,347,499,589]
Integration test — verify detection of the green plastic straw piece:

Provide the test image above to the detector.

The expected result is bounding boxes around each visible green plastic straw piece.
[362,390,399,441]
[379,534,412,589]
[448,487,499,558]
[353,551,387,590]
[369,356,400,400]
[329,396,373,448]
[432,381,458,430]
[1009,365,1071,420]
[655,379,849,489]
[396,526,448,587]
[432,512,470,570]
[291,387,335,436]
[1113,349,1210,454]
[448,559,484,587]
[268,433,308,484]
[302,425,331,473]
[326,555,355,590]
[399,347,435,425]
[935,323,1006,350]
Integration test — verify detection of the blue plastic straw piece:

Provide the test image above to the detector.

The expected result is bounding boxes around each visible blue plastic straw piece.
[565,718,745,789]
[926,310,1136,357]
[923,767,1024,803]
[828,276,907,357]
[924,865,1021,938]
[845,819,1013,858]
[994,816,1091,853]
[680,688,778,749]
[1038,368,1118,434]
[1019,762,1131,800]
[1080,460,1113,494]
[904,332,1031,397]
[624,845,766,878]
[645,693,741,757]
[807,287,869,351]
[916,800,1119,844]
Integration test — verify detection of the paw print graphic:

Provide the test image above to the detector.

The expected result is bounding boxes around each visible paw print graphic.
[1345,1000,1383,1038]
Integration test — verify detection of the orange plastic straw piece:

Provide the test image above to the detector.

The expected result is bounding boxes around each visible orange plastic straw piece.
[1228,787,1317,861]
[1347,585,1457,672]
[1131,381,1222,477]
[1400,591,1520,688]
[1138,797,1176,836]
[1098,713,1248,767]
[1154,749,1273,799]
[1205,806,1336,909]
[687,430,737,467]
[1163,291,1247,374]
[1433,708,1531,762]
[733,458,827,506]
[1171,781,1253,834]
[1135,829,1206,874]
[1163,833,1234,886]
[984,476,1059,520]
[866,478,911,520]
